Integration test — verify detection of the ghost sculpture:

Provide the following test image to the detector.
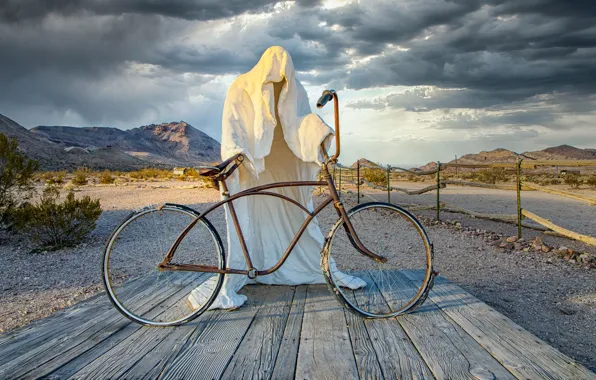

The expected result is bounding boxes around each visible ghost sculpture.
[188,46,364,310]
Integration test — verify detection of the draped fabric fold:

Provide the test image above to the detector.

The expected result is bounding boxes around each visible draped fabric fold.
[188,46,364,310]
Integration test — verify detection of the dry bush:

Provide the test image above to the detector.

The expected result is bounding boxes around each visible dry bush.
[38,171,67,185]
[362,168,387,187]
[0,133,39,226]
[564,173,581,189]
[406,174,422,182]
[14,186,102,251]
[129,168,173,180]
[473,168,509,184]
[99,170,115,184]
[72,167,90,186]
[587,175,596,189]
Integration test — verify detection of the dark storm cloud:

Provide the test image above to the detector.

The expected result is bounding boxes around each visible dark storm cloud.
[0,0,282,23]
[1,0,595,137]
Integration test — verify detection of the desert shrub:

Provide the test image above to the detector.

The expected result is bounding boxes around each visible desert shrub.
[72,167,90,186]
[474,168,509,184]
[0,133,39,226]
[587,175,596,189]
[564,173,581,189]
[99,170,115,184]
[14,186,102,251]
[37,171,66,185]
[406,174,422,182]
[362,168,387,187]
[129,168,172,180]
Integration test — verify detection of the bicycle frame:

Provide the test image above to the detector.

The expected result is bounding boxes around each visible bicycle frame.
[158,89,387,278]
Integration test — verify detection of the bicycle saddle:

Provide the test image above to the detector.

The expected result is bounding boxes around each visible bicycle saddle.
[198,153,244,178]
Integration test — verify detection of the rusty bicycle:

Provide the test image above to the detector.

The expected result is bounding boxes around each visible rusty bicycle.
[102,90,435,326]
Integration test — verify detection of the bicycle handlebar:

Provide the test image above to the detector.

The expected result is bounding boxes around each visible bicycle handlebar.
[316,90,334,109]
[317,89,340,164]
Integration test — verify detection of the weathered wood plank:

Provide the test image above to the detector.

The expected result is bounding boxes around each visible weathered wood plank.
[295,284,359,380]
[0,273,176,375]
[0,273,153,358]
[522,209,596,246]
[66,274,213,379]
[158,285,266,380]
[220,285,295,379]
[524,182,596,205]
[404,270,596,380]
[350,271,433,379]
[25,273,209,380]
[0,272,200,379]
[343,292,384,379]
[270,285,307,379]
[378,271,515,380]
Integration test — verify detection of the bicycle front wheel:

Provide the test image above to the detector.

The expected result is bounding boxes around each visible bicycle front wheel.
[102,203,225,326]
[322,202,434,318]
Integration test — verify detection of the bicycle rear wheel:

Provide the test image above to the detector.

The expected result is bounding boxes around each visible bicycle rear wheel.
[322,202,434,318]
[102,204,225,326]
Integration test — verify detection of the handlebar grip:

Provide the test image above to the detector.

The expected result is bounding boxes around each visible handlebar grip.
[316,91,334,109]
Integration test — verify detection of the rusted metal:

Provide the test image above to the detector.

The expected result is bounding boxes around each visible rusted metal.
[160,88,387,275]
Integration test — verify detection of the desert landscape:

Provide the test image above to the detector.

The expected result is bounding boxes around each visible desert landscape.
[1,114,596,370]
[0,169,595,370]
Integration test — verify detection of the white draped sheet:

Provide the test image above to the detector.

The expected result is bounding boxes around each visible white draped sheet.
[188,46,364,310]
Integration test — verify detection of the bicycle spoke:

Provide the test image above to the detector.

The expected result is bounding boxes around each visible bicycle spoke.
[324,203,432,317]
[103,205,224,326]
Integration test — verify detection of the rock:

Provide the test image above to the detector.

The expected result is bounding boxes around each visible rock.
[546,258,553,264]
[541,245,551,253]
[532,236,543,250]
[523,247,530,252]
[513,242,523,251]
[558,306,577,315]
[455,222,462,228]
[499,242,514,250]
[506,236,518,243]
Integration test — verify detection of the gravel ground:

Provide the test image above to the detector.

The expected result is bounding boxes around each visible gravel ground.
[0,180,594,370]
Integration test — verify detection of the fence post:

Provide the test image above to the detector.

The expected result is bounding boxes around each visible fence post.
[436,161,441,221]
[357,161,360,204]
[338,167,342,200]
[516,157,523,239]
[387,165,391,203]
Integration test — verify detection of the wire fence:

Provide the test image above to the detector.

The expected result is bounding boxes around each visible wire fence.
[327,159,596,246]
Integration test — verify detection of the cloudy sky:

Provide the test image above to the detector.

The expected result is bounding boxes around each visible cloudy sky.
[1,0,595,166]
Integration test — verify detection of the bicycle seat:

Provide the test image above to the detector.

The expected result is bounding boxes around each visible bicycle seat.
[198,153,244,178]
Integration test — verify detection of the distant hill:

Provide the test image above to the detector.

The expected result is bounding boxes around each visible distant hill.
[351,158,380,168]
[0,114,221,170]
[419,145,596,171]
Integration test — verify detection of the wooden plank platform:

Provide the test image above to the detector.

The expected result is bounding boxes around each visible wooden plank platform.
[0,271,594,379]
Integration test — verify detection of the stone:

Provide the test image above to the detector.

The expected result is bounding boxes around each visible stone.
[499,242,514,250]
[532,236,543,249]
[541,245,551,253]
[513,242,523,250]
[506,236,518,243]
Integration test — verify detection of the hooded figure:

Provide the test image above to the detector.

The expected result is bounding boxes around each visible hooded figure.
[188,46,364,310]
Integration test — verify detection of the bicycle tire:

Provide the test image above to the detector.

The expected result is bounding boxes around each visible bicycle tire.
[321,202,435,318]
[102,203,225,326]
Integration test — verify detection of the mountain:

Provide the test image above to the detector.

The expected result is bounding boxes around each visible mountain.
[418,145,596,171]
[351,158,380,168]
[31,121,219,167]
[0,114,221,170]
[524,145,596,160]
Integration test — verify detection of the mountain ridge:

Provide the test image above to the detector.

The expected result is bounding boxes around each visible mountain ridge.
[0,114,221,170]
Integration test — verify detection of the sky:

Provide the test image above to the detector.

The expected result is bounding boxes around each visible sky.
[1,0,595,166]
